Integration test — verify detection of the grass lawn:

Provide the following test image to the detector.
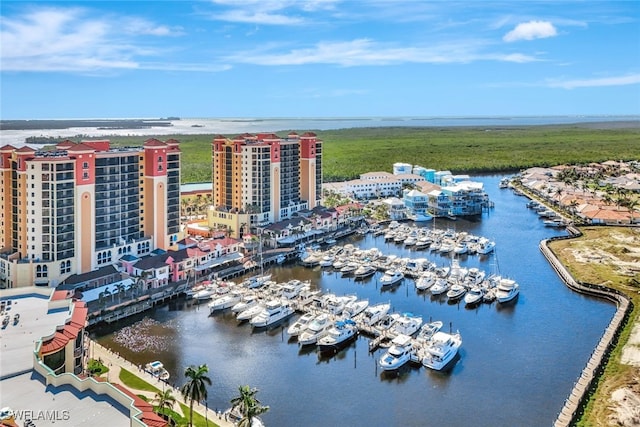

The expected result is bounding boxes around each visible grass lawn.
[548,226,640,426]
[179,402,219,427]
[118,367,161,393]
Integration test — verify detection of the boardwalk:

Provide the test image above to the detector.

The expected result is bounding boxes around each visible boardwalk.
[91,340,235,427]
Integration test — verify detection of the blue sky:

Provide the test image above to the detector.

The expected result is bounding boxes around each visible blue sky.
[1,1,639,119]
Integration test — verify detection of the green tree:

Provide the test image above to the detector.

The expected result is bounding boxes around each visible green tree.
[180,364,212,427]
[230,385,270,427]
[153,388,176,416]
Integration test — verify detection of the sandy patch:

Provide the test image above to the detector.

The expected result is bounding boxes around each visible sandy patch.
[609,387,640,427]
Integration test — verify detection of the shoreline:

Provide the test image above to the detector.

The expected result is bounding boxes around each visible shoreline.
[91,340,234,427]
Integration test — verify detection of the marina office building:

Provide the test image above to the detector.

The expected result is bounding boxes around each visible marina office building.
[0,139,181,289]
[208,132,322,238]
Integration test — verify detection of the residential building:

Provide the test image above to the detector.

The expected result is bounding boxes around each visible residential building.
[209,132,322,238]
[0,139,181,288]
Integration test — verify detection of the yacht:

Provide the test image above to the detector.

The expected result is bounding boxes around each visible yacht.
[414,236,431,250]
[464,268,485,287]
[317,319,358,352]
[208,290,244,313]
[361,302,391,326]
[463,286,485,306]
[495,277,520,303]
[193,285,217,301]
[340,262,360,276]
[231,294,259,313]
[145,361,170,380]
[318,255,336,268]
[421,331,462,371]
[281,279,309,300]
[325,294,357,316]
[429,278,450,296]
[236,302,266,322]
[446,283,467,301]
[286,312,316,337]
[415,271,436,291]
[353,264,377,280]
[391,313,423,337]
[275,254,286,264]
[379,269,404,287]
[343,299,369,318]
[298,313,333,346]
[415,320,443,343]
[453,241,468,255]
[476,238,496,255]
[378,334,415,371]
[242,273,272,289]
[250,300,294,328]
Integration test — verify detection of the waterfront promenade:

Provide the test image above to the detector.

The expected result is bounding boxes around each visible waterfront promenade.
[91,340,234,427]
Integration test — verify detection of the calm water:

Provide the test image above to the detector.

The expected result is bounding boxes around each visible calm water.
[94,175,615,427]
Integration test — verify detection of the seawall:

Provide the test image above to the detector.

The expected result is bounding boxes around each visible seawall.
[539,226,634,426]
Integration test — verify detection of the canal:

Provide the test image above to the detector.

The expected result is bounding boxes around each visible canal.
[93,175,615,427]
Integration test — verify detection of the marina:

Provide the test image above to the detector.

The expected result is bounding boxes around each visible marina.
[93,175,617,427]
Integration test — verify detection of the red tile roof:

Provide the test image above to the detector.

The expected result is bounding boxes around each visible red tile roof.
[144,138,166,147]
[40,301,87,355]
[113,384,169,427]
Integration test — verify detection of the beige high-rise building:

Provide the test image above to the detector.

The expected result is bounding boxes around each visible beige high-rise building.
[209,132,322,238]
[0,139,181,288]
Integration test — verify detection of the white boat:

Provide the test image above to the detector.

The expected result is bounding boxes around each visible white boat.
[250,300,294,328]
[361,302,391,326]
[379,269,404,287]
[343,299,369,318]
[325,295,357,316]
[208,290,244,313]
[476,238,496,255]
[415,271,436,291]
[236,302,266,322]
[378,334,415,371]
[446,283,467,301]
[415,320,443,343]
[464,286,485,306]
[146,360,170,380]
[296,288,322,306]
[464,268,486,287]
[421,331,462,371]
[318,255,335,268]
[286,312,316,337]
[193,285,217,301]
[495,277,520,303]
[353,264,377,279]
[404,236,417,246]
[429,278,450,295]
[317,319,358,351]
[391,313,423,336]
[414,236,431,250]
[281,279,309,300]
[242,273,272,289]
[298,313,332,346]
[231,294,259,313]
[340,262,360,276]
[275,254,286,264]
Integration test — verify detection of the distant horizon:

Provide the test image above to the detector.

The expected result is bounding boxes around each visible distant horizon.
[3,114,640,121]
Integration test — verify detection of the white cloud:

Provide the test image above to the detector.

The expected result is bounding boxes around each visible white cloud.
[503,20,558,42]
[0,6,203,73]
[224,39,540,66]
[208,0,340,25]
[547,74,640,89]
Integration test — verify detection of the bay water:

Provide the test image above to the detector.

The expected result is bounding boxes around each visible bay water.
[93,175,615,426]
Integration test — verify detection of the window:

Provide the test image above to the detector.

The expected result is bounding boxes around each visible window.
[82,162,89,169]
[83,172,89,180]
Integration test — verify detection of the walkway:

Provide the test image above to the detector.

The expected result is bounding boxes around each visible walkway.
[91,340,234,427]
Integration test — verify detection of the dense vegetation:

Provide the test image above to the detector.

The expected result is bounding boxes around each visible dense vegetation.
[90,124,640,183]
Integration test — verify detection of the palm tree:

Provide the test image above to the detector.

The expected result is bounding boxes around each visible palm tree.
[153,388,176,417]
[230,385,270,427]
[180,364,212,427]
[115,283,126,303]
